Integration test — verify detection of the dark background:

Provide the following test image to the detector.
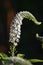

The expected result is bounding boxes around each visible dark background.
[0,0,43,65]
[15,0,43,59]
[15,0,43,65]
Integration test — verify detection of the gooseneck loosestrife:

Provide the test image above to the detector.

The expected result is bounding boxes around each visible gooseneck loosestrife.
[9,11,41,56]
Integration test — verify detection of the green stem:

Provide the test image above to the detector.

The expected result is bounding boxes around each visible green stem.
[12,45,15,57]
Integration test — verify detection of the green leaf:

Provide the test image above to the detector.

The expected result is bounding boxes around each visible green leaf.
[0,53,8,64]
[29,59,43,63]
[17,54,25,58]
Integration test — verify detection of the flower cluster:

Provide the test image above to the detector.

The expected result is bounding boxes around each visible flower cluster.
[9,13,23,46]
[9,11,41,46]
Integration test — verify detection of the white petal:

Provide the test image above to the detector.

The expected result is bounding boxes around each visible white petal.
[15,27,18,30]
[10,33,15,36]
[14,42,17,46]
[17,35,20,38]
[16,14,23,25]
[16,19,20,24]
[14,30,17,34]
[18,25,21,28]
[17,32,21,35]
[18,29,21,32]
[16,38,19,42]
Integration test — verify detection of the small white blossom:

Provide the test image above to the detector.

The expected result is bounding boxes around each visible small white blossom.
[14,42,18,46]
[17,32,21,35]
[16,14,23,25]
[17,34,20,39]
[16,38,19,42]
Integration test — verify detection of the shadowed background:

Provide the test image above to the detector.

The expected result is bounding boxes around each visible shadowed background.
[0,0,43,65]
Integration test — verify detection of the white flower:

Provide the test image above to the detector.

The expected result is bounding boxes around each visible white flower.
[17,34,20,39]
[14,42,17,46]
[16,13,23,25]
[16,38,19,42]
[17,32,21,35]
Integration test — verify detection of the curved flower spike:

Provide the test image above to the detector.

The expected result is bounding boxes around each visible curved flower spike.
[19,11,41,25]
[9,11,42,45]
